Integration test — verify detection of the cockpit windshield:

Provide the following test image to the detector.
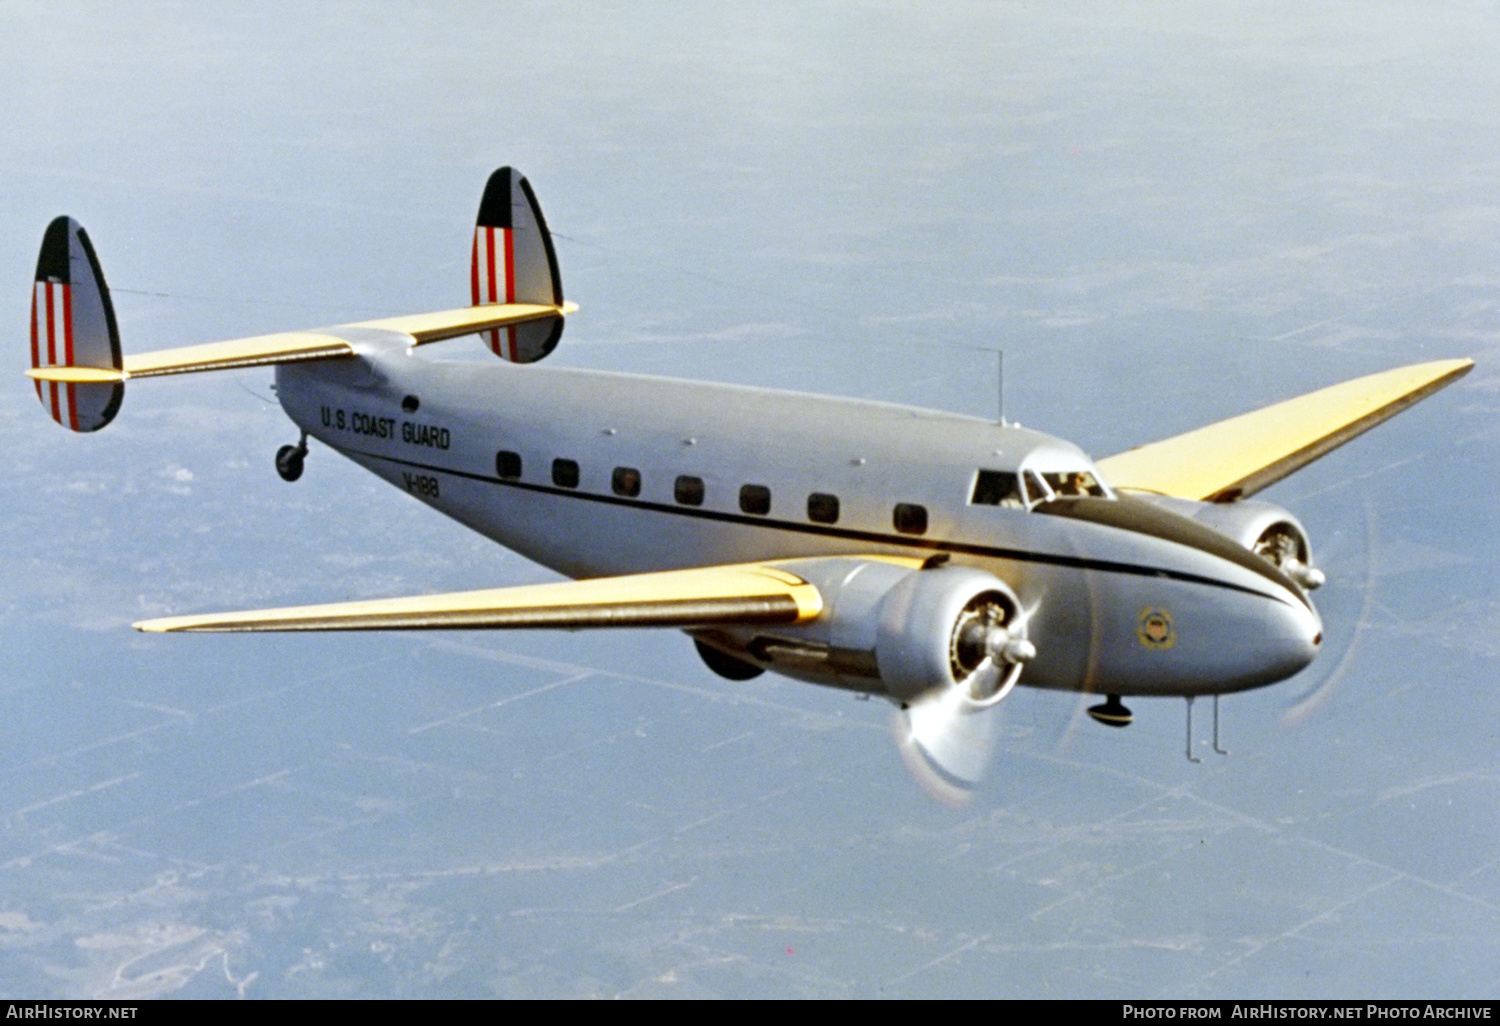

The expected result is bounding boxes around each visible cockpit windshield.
[970,462,1112,510]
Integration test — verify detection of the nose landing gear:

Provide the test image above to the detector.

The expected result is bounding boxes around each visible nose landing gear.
[275,433,308,482]
[1087,694,1132,728]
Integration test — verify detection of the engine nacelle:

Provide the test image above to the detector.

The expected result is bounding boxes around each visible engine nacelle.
[1135,495,1324,590]
[697,558,1033,701]
[874,564,1032,704]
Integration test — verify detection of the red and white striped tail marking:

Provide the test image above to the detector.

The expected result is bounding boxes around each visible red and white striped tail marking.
[31,280,79,431]
[471,225,520,361]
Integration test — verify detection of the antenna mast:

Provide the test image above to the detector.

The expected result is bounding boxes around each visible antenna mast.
[997,349,1007,426]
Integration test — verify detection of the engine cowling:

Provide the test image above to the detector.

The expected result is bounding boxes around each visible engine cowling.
[873,564,1033,704]
[1135,495,1324,590]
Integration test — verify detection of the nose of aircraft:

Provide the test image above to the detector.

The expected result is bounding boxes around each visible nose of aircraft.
[1266,592,1323,684]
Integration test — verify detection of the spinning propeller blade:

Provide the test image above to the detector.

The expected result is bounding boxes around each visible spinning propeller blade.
[892,614,1033,806]
[893,687,1002,807]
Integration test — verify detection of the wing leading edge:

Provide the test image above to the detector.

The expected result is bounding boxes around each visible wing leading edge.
[1096,358,1473,502]
[134,561,828,634]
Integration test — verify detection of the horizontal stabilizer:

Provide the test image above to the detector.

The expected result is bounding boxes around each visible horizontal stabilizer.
[134,562,823,633]
[368,301,578,347]
[26,302,575,384]
[1097,359,1473,501]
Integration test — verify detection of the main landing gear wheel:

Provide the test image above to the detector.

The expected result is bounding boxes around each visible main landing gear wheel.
[275,437,308,482]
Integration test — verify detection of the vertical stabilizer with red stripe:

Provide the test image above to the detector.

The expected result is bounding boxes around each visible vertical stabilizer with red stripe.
[31,217,123,432]
[471,167,565,363]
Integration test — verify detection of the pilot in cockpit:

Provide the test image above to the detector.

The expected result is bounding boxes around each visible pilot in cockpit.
[1042,469,1106,498]
[971,464,1110,510]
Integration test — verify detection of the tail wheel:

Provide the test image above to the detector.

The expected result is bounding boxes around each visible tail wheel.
[275,443,306,482]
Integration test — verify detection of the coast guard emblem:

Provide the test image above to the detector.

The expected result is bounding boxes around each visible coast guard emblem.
[1137,608,1176,650]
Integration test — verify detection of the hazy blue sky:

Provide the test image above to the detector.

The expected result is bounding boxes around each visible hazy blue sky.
[1,2,1496,998]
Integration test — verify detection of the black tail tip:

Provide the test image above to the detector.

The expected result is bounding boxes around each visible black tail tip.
[36,216,77,283]
[476,167,519,229]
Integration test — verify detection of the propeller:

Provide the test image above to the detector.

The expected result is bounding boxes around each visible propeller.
[1284,497,1376,727]
[892,610,1035,806]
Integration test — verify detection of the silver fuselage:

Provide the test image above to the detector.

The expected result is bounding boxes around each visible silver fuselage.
[276,340,1321,699]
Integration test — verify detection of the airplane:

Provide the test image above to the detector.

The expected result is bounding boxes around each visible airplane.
[27,167,1473,803]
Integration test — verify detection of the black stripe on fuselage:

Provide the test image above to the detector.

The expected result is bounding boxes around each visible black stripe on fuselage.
[331,443,1301,608]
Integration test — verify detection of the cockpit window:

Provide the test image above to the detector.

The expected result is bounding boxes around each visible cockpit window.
[971,470,1024,508]
[976,462,1112,510]
[1041,469,1106,498]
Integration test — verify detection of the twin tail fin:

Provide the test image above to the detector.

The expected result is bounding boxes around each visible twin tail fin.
[30,217,123,432]
[471,167,565,363]
[25,167,573,433]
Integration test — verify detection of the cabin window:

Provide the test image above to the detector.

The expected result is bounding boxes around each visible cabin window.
[552,458,580,489]
[971,470,1023,508]
[740,483,771,516]
[495,451,522,479]
[807,492,840,524]
[674,475,705,506]
[1041,470,1106,498]
[401,395,420,414]
[612,466,642,498]
[893,502,928,535]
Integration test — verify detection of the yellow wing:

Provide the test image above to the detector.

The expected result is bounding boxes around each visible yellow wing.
[26,302,576,382]
[133,560,838,634]
[1095,359,1473,502]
